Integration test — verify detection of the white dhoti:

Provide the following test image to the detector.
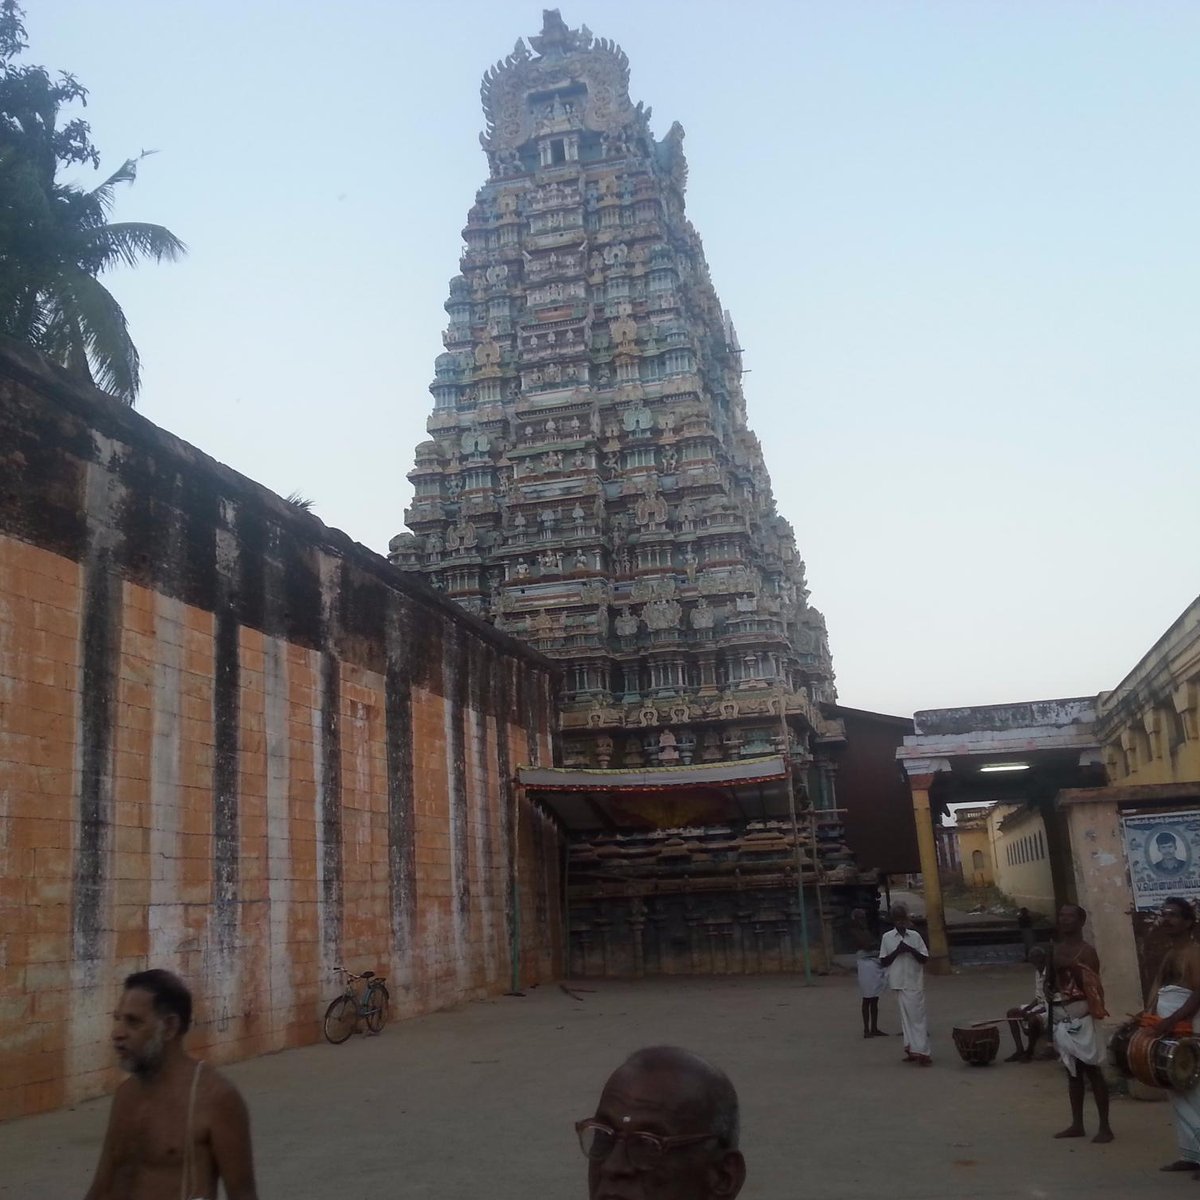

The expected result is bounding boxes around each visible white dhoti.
[856,952,888,999]
[897,987,931,1058]
[1051,999,1105,1075]
[1157,985,1200,1163]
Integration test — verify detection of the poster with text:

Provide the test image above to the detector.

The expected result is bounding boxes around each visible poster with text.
[1122,810,1200,911]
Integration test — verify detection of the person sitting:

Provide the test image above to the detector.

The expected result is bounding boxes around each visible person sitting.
[576,1045,746,1200]
[1006,945,1048,1061]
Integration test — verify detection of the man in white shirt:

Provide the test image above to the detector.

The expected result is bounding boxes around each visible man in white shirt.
[879,903,932,1065]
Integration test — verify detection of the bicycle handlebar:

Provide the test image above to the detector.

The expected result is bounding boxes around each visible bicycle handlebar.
[332,965,386,984]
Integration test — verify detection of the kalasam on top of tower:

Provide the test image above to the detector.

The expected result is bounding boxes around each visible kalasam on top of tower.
[389,11,866,974]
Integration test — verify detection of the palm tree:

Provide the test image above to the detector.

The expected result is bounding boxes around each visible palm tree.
[0,2,185,404]
[30,154,186,402]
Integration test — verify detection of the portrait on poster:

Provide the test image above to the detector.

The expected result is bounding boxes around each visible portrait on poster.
[1122,810,1200,911]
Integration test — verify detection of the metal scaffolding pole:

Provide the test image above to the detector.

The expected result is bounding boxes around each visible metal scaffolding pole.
[778,692,813,985]
[813,767,833,969]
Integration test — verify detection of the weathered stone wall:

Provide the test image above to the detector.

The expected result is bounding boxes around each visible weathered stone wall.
[0,341,563,1122]
[1060,793,1149,1021]
[987,804,1054,913]
[1096,597,1200,787]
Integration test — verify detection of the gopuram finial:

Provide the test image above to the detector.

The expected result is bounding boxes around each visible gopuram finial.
[528,9,596,58]
[478,11,631,152]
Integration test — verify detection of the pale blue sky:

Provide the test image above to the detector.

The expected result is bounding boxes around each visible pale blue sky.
[27,1,1200,715]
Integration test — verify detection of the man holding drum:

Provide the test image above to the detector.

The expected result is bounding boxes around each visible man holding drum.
[1147,896,1200,1175]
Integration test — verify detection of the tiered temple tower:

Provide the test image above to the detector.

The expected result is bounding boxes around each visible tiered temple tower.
[391,11,867,974]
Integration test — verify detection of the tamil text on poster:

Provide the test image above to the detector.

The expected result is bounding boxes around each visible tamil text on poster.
[1122,810,1200,911]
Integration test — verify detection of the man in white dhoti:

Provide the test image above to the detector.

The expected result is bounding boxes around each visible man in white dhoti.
[879,903,931,1065]
[1145,896,1200,1176]
[849,908,889,1038]
[1049,903,1113,1143]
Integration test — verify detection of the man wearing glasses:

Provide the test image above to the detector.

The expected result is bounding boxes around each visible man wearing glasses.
[576,1045,746,1200]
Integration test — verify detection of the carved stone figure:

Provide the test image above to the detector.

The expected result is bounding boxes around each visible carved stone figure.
[474,339,501,368]
[614,606,638,637]
[657,728,679,763]
[690,598,715,630]
[643,600,682,631]
[634,481,668,528]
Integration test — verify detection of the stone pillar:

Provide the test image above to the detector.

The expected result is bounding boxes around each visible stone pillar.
[903,760,952,975]
[629,899,646,978]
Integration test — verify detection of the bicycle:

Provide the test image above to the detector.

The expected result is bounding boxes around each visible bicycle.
[322,966,389,1044]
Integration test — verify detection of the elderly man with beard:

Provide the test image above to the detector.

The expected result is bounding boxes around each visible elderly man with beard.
[83,970,257,1200]
[577,1045,746,1200]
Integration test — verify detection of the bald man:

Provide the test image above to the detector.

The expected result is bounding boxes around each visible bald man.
[577,1046,746,1200]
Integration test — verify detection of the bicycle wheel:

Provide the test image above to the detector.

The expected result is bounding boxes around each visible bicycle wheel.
[323,995,357,1044]
[365,984,389,1034]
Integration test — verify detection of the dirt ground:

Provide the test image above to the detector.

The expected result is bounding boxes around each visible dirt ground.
[0,964,1189,1199]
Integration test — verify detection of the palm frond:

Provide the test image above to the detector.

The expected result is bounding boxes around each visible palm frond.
[88,154,141,216]
[91,221,187,270]
[39,269,139,402]
[284,492,317,512]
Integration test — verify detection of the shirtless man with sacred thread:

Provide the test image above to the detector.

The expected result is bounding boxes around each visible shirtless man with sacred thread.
[1049,904,1114,1143]
[83,970,258,1200]
[1146,897,1200,1176]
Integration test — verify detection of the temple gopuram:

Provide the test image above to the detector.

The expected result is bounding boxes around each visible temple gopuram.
[390,10,877,975]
